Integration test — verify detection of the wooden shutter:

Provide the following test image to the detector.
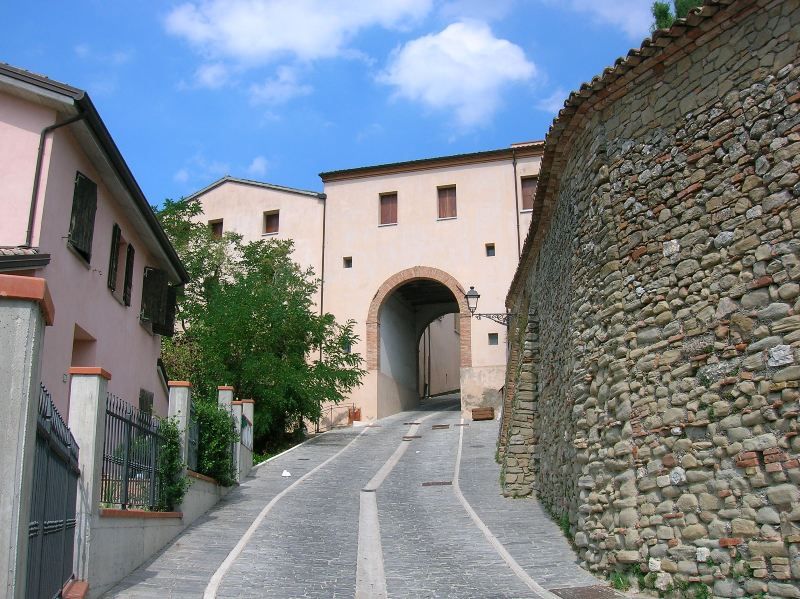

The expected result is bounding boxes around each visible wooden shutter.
[68,172,98,261]
[438,186,456,219]
[521,177,537,210]
[107,224,121,290]
[264,212,279,234]
[380,193,397,225]
[141,267,166,324]
[123,244,135,306]
[153,285,177,337]
[138,389,154,415]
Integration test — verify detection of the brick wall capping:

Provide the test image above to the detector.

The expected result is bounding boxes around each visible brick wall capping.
[68,366,112,380]
[100,509,182,519]
[0,273,54,325]
[231,400,244,405]
[168,380,192,388]
[62,579,89,599]
[240,399,255,404]
[217,385,235,391]
[187,469,219,485]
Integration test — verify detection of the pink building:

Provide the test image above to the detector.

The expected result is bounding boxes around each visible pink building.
[193,143,543,419]
[0,64,188,418]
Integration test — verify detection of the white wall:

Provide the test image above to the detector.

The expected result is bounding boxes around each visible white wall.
[418,313,460,396]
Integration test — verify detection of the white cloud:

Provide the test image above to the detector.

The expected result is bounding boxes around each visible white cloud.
[173,168,190,183]
[165,0,432,64]
[249,66,312,104]
[194,63,230,89]
[379,21,535,127]
[557,0,652,39]
[536,87,568,114]
[247,156,269,177]
[73,43,133,65]
[173,155,230,186]
[439,0,515,21]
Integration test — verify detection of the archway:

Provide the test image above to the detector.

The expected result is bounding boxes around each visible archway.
[366,266,472,417]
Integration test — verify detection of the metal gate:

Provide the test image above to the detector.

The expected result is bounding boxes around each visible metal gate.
[26,385,80,599]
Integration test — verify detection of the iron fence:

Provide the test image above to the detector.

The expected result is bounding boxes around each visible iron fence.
[241,415,253,451]
[187,400,199,471]
[26,385,80,599]
[101,393,165,510]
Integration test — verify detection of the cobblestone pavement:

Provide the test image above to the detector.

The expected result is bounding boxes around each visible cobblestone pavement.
[104,396,619,598]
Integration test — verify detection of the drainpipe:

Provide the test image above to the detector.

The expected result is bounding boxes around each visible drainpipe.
[318,192,327,362]
[512,147,521,258]
[26,113,86,247]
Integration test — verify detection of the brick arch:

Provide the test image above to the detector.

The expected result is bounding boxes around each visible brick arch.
[365,266,472,371]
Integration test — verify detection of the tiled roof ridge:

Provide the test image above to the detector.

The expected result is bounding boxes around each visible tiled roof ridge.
[507,0,745,306]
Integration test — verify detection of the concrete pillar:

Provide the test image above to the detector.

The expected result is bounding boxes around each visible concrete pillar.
[67,367,110,582]
[241,399,254,428]
[168,381,192,467]
[0,275,53,599]
[231,401,243,481]
[217,385,234,412]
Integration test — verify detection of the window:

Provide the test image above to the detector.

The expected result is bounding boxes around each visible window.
[485,243,496,257]
[488,333,499,346]
[139,389,154,415]
[379,193,397,225]
[521,177,538,211]
[209,220,223,239]
[343,256,353,268]
[141,267,176,337]
[264,210,279,234]
[437,186,457,219]
[343,341,352,354]
[107,224,135,306]
[68,171,98,262]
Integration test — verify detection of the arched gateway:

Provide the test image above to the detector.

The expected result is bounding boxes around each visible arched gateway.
[365,266,472,417]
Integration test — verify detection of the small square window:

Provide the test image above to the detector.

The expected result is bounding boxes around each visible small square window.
[343,341,352,354]
[264,211,279,234]
[521,177,538,211]
[488,333,499,346]
[438,185,457,219]
[485,243,495,257]
[343,256,353,268]
[379,193,397,225]
[209,220,223,239]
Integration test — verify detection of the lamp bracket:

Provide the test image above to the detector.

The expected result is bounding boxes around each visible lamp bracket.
[474,312,514,326]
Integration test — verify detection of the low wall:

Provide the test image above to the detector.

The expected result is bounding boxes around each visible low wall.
[460,365,505,414]
[86,475,230,597]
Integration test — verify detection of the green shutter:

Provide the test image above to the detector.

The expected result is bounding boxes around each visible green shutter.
[153,285,177,337]
[68,172,97,262]
[123,244,135,306]
[107,224,121,290]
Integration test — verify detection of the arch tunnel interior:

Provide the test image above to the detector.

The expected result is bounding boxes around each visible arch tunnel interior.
[377,278,462,417]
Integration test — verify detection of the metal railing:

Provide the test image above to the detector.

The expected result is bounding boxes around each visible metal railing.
[101,393,165,510]
[315,403,356,433]
[26,385,80,599]
[187,400,199,471]
[241,415,253,451]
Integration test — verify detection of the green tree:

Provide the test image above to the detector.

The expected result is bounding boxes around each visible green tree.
[651,0,703,31]
[154,198,365,452]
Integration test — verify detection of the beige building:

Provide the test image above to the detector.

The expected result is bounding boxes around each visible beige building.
[193,143,542,419]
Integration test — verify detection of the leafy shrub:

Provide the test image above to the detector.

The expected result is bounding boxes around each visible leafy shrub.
[157,416,190,510]
[195,400,239,486]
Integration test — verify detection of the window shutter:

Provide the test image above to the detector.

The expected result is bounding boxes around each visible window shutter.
[107,224,121,290]
[141,267,166,324]
[380,193,397,225]
[264,212,279,234]
[123,244,135,306]
[521,177,537,210]
[438,187,456,218]
[138,389,154,416]
[68,172,97,261]
[153,285,177,337]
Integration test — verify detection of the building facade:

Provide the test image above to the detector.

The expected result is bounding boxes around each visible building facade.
[192,143,543,418]
[0,64,187,418]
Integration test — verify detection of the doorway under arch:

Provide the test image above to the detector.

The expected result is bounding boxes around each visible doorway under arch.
[366,266,471,417]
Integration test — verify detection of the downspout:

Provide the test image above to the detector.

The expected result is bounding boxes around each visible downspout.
[318,192,327,362]
[512,147,521,258]
[26,113,86,247]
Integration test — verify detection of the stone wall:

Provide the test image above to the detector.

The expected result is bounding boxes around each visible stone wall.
[501,0,800,596]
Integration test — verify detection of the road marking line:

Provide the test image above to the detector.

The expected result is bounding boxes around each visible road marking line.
[356,410,441,599]
[452,418,559,599]
[204,427,369,598]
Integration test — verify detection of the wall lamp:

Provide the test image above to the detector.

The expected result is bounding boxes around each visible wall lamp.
[465,286,515,326]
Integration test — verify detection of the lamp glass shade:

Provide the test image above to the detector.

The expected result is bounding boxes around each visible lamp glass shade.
[465,286,480,315]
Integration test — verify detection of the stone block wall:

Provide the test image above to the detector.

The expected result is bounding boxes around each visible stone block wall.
[501,0,800,595]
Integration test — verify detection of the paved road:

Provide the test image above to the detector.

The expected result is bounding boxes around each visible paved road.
[104,396,617,598]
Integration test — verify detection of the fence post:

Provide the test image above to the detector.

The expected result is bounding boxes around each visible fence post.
[168,381,192,467]
[67,367,110,584]
[217,385,234,412]
[241,400,254,479]
[0,275,53,599]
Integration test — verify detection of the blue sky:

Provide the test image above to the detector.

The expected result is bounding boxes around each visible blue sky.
[3,1,655,202]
